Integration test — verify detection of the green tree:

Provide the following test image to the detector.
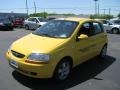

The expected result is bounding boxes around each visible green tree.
[29,12,48,18]
[118,13,120,19]
[90,14,113,19]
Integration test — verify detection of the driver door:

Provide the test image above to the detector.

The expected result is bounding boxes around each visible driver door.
[73,22,96,65]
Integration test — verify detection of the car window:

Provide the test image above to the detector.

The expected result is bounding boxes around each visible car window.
[100,20,107,24]
[28,18,37,22]
[113,20,120,25]
[33,20,78,38]
[78,22,93,36]
[0,18,11,23]
[28,18,33,21]
[93,22,103,34]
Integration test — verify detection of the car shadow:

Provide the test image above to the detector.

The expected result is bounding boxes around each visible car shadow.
[12,55,116,90]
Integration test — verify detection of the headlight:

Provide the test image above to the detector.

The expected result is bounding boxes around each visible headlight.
[27,53,50,62]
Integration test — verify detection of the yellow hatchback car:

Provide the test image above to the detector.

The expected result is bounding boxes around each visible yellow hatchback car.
[6,18,108,81]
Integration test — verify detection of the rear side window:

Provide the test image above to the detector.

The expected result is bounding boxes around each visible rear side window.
[100,20,107,24]
[93,22,103,34]
[28,18,33,21]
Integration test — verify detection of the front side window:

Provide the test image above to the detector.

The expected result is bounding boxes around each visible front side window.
[78,22,93,36]
[93,22,103,34]
[33,20,78,38]
[100,20,107,24]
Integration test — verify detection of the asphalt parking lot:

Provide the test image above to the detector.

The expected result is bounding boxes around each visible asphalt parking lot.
[0,28,120,90]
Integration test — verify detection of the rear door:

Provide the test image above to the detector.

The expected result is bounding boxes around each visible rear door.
[91,21,107,55]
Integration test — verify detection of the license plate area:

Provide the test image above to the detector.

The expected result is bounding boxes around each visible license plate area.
[10,60,18,68]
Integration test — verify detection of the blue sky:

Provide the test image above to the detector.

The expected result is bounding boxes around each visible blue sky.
[0,0,120,15]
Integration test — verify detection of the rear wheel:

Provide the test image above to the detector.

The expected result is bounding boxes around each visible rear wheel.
[99,45,107,59]
[112,28,119,34]
[53,59,72,81]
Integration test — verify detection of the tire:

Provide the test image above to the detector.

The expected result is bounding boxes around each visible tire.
[25,25,29,30]
[53,59,72,81]
[99,45,107,59]
[112,28,119,34]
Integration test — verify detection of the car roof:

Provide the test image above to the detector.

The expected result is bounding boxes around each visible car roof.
[56,17,94,22]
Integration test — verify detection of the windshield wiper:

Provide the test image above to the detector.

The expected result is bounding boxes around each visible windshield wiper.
[33,32,57,38]
[41,33,57,38]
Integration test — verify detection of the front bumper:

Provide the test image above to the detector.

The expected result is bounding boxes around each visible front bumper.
[6,51,55,78]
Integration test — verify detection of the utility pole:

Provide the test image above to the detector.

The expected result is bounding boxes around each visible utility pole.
[44,9,46,18]
[94,0,98,15]
[103,9,106,15]
[109,8,111,16]
[103,9,106,19]
[26,0,28,16]
[34,1,36,14]
[98,3,100,16]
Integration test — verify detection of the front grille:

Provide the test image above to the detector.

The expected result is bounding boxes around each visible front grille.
[11,50,25,58]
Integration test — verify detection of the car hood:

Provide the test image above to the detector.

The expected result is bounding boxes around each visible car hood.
[11,33,66,55]
[39,22,47,25]
[111,24,120,28]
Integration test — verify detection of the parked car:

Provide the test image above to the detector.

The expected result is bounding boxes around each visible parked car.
[6,18,108,81]
[13,18,24,28]
[0,18,13,30]
[112,19,120,25]
[96,19,120,34]
[24,17,48,30]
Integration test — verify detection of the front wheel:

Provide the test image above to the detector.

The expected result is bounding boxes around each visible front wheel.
[53,60,71,81]
[25,25,29,30]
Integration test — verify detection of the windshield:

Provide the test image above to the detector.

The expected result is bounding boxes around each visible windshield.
[0,18,11,23]
[33,20,78,38]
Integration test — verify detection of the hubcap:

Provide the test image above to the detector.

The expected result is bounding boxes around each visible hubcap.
[57,62,70,80]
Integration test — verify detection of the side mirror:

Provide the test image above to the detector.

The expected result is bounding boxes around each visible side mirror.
[78,34,88,40]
